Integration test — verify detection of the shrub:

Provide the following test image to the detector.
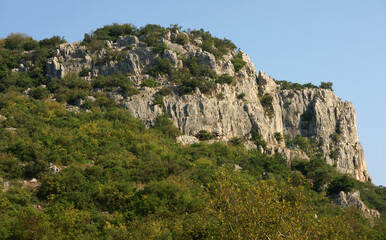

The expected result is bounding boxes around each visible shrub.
[174,33,189,45]
[190,29,236,58]
[250,129,267,149]
[229,137,243,146]
[153,94,164,106]
[216,93,225,100]
[157,87,172,96]
[153,114,181,138]
[274,132,283,142]
[148,57,173,76]
[328,175,355,195]
[138,24,168,46]
[260,93,274,118]
[186,56,217,78]
[275,80,318,90]
[237,93,245,100]
[5,33,39,51]
[39,36,66,49]
[79,67,91,77]
[300,109,313,129]
[330,150,339,160]
[29,87,50,100]
[153,43,168,54]
[320,81,333,90]
[141,78,158,88]
[179,77,215,95]
[231,51,246,72]
[330,132,340,143]
[215,74,234,85]
[196,130,213,141]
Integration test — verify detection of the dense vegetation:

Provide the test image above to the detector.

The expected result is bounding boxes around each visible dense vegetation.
[275,79,334,91]
[0,27,385,239]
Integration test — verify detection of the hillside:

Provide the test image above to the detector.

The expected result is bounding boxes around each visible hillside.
[0,23,385,239]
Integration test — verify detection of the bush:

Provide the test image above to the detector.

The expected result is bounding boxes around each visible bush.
[141,78,158,88]
[320,81,333,90]
[153,43,168,54]
[231,51,246,72]
[153,94,164,106]
[275,80,318,90]
[260,93,274,118]
[330,150,339,160]
[157,87,172,96]
[229,137,243,146]
[29,87,50,100]
[274,132,283,142]
[79,67,91,77]
[215,74,234,85]
[237,93,245,100]
[39,36,66,49]
[196,130,213,141]
[92,73,139,96]
[153,114,181,138]
[148,57,173,76]
[186,56,217,78]
[138,24,168,46]
[328,175,355,195]
[173,33,189,45]
[5,33,39,51]
[179,77,215,95]
[300,109,313,129]
[250,129,267,149]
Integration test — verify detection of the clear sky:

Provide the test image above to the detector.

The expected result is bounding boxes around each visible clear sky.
[1,0,385,185]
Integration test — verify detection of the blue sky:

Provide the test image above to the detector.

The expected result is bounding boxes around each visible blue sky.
[1,0,385,185]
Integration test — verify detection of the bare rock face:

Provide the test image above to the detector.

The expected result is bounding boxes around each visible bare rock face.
[45,32,371,182]
[334,191,380,218]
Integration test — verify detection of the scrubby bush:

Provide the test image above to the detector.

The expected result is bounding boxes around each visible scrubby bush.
[215,74,234,85]
[190,29,236,58]
[141,78,158,88]
[260,93,274,118]
[196,130,213,141]
[275,80,318,90]
[153,43,168,54]
[274,132,283,142]
[300,109,313,129]
[148,57,173,76]
[229,137,243,146]
[29,86,50,100]
[328,175,355,195]
[250,129,267,149]
[179,77,215,95]
[4,33,39,51]
[153,114,181,138]
[231,51,246,72]
[237,92,246,100]
[320,81,333,90]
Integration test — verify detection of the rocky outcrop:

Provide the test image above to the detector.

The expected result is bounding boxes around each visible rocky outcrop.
[45,31,371,182]
[333,191,380,218]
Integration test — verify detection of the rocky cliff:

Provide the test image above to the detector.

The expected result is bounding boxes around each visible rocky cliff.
[45,30,371,182]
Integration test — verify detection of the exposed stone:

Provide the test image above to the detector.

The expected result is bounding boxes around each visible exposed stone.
[0,114,7,122]
[333,191,380,218]
[176,135,200,145]
[49,163,61,174]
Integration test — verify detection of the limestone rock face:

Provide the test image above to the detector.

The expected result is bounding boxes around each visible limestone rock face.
[45,32,371,182]
[334,191,380,218]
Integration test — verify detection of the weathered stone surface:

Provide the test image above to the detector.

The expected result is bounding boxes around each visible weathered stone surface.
[333,191,380,218]
[176,135,200,145]
[0,114,7,122]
